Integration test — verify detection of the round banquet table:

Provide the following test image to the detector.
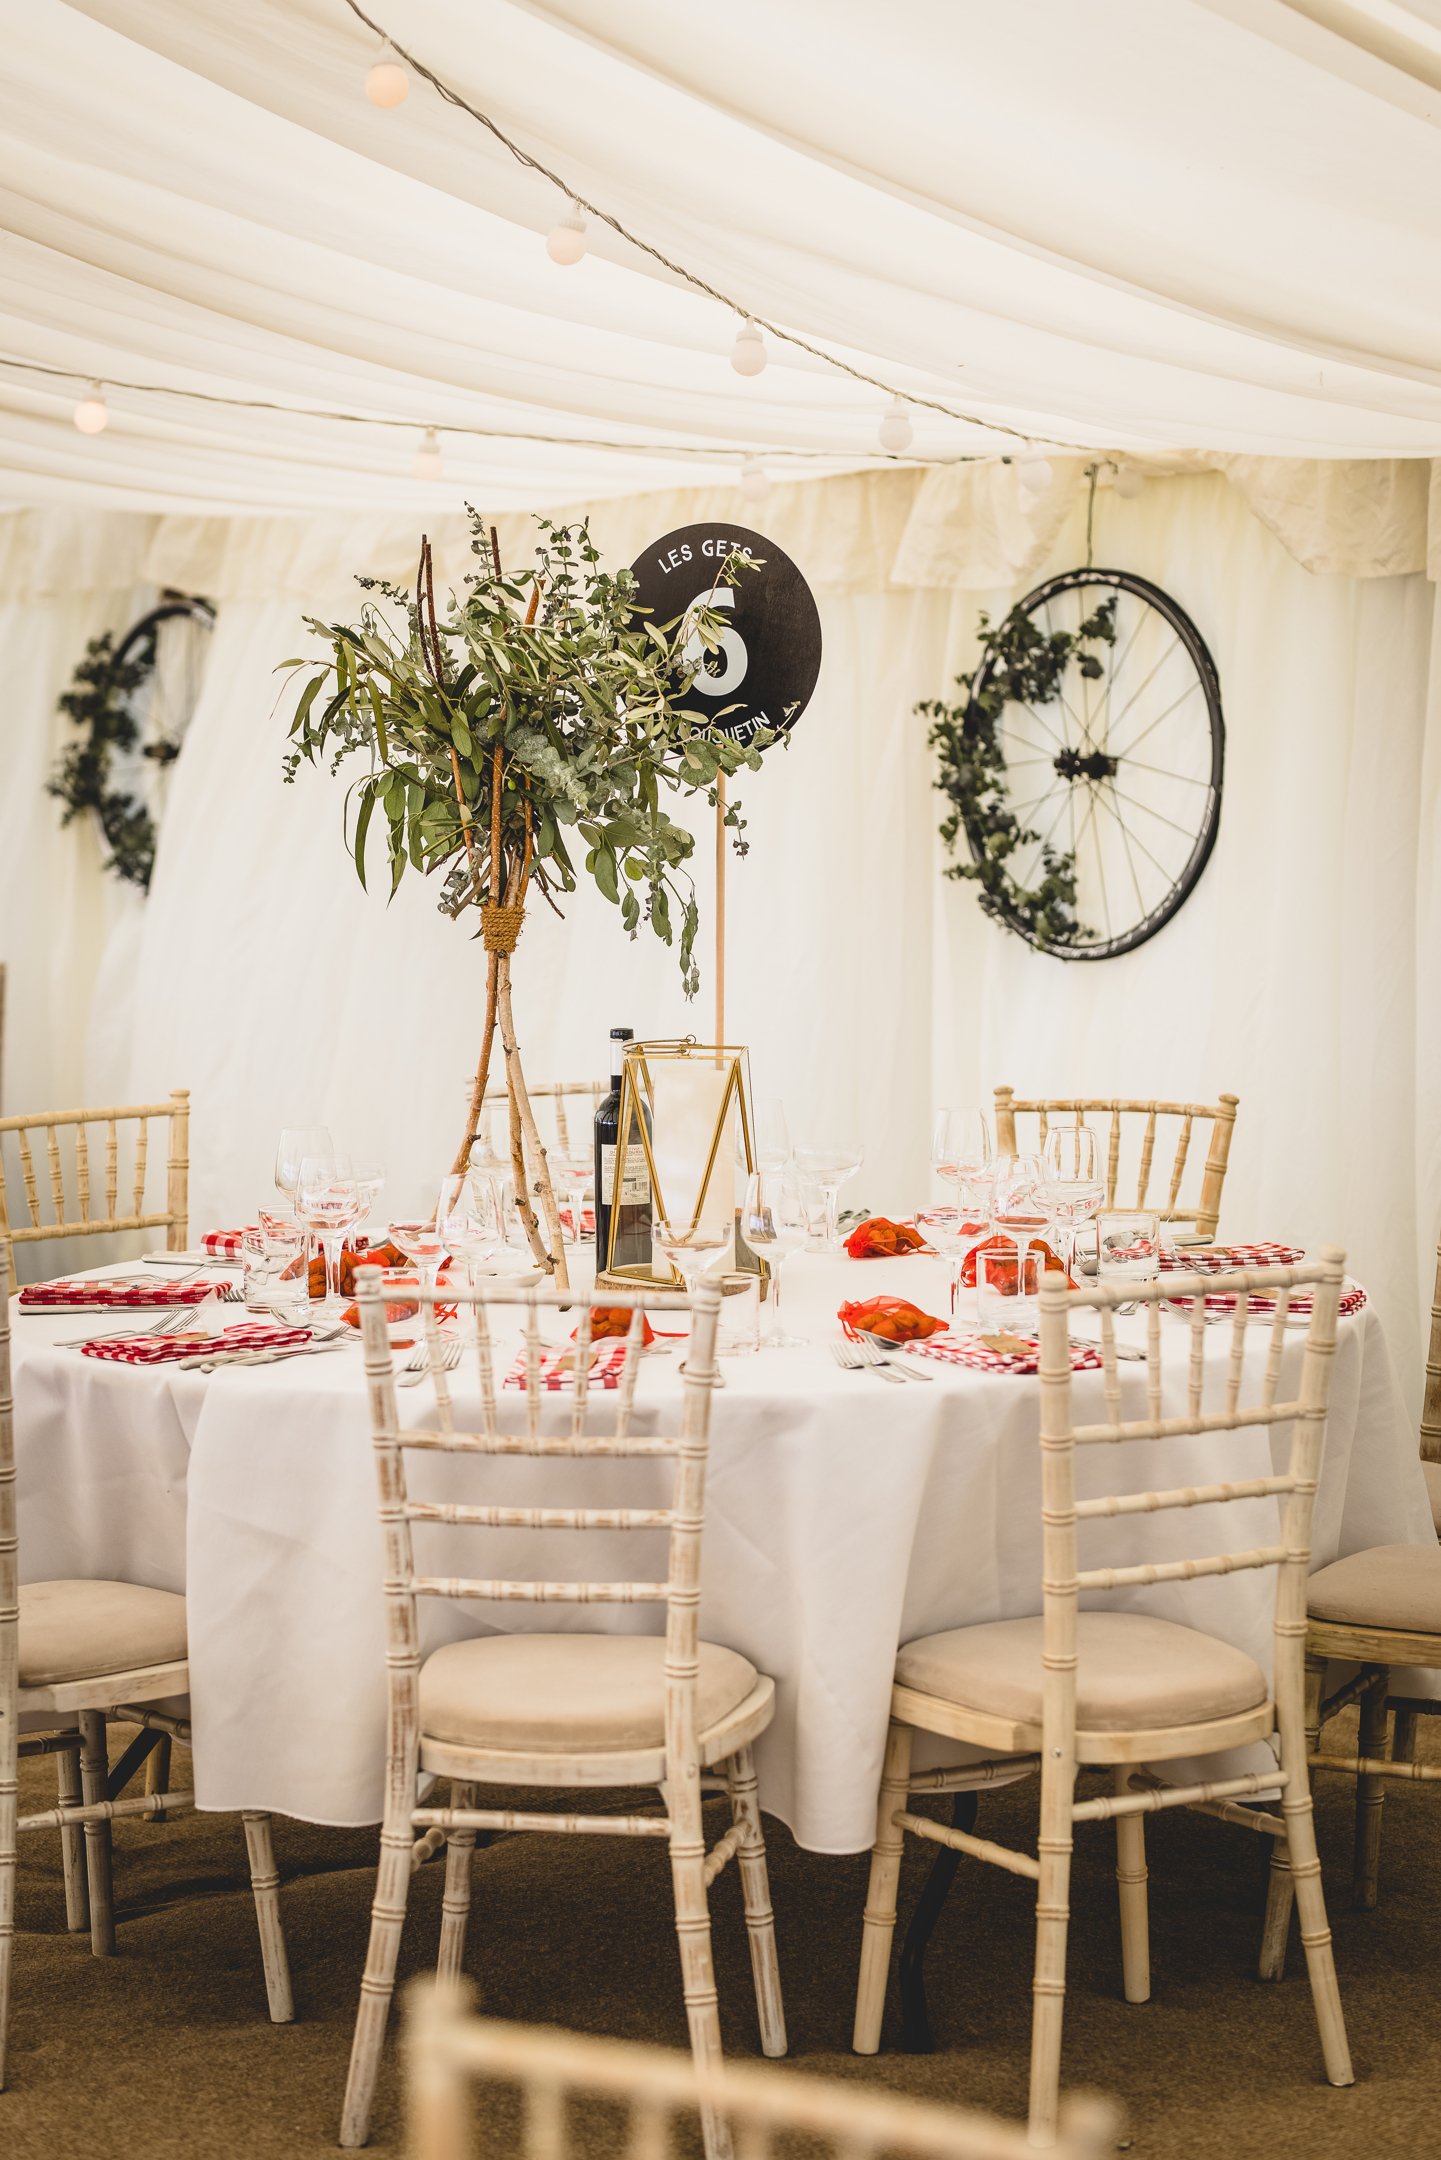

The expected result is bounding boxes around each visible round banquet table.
[10,1249,1434,1853]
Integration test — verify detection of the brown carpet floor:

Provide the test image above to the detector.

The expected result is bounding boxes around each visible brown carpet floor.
[5,1713,1440,2157]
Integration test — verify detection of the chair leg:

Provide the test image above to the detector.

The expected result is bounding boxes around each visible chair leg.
[1392,1704,1418,1768]
[1353,1675,1390,1910]
[145,1733,172,1822]
[853,1720,914,2055]
[55,1737,88,1934]
[1113,1767,1150,2004]
[1260,1653,1325,1981]
[436,1782,476,1985]
[668,1774,731,2160]
[1028,1757,1077,2147]
[76,1712,115,1957]
[1278,1665,1353,2086]
[0,1690,15,2090]
[723,1747,786,2057]
[242,1812,294,2024]
[340,1808,419,2147]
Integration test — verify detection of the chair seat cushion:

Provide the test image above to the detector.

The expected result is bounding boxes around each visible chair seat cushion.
[418,1632,758,1754]
[894,1611,1268,1733]
[1422,1463,1441,1538]
[19,1579,188,1687]
[1308,1543,1441,1634]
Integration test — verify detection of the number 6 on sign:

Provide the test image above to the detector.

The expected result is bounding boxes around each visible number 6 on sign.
[681,585,748,696]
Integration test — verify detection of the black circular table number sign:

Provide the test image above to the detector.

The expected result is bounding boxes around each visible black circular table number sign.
[628,523,822,750]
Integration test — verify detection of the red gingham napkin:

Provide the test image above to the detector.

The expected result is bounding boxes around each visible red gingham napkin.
[909,1333,1103,1377]
[203,1228,254,1260]
[502,1340,631,1391]
[1159,1242,1304,1275]
[20,1278,223,1310]
[80,1321,313,1366]
[1167,1284,1367,1321]
[557,1207,595,1239]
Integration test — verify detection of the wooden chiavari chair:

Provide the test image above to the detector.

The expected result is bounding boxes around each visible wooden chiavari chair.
[1256,1226,1441,1939]
[0,1245,291,2088]
[853,1250,1352,2143]
[992,1088,1239,1239]
[0,1091,190,1266]
[404,1980,1119,2160]
[341,1274,785,2154]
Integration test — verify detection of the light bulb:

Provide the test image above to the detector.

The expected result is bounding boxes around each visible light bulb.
[738,457,769,509]
[413,427,442,482]
[366,55,409,107]
[730,321,767,377]
[878,395,913,455]
[73,382,108,435]
[1114,463,1145,500]
[546,208,587,265]
[1018,454,1053,493]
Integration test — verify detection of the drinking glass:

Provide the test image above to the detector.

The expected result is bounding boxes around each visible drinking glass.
[978,1244,1044,1334]
[915,1204,992,1322]
[436,1172,502,1290]
[931,1107,992,1203]
[651,1217,730,1296]
[552,1143,594,1248]
[740,1170,808,1347]
[716,1272,761,1357]
[274,1126,333,1206]
[991,1153,1048,1237]
[1096,1211,1161,1286]
[389,1193,448,1294]
[243,1218,308,1320]
[794,1135,863,1253]
[295,1152,363,1313]
[752,1097,793,1172]
[1037,1126,1106,1275]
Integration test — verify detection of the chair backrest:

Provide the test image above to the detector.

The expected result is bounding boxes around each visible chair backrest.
[1036,1250,1345,1762]
[403,1981,1120,2160]
[1422,1227,1441,1466]
[355,1271,721,1787]
[992,1088,1239,1237]
[481,1082,603,1166]
[0,1092,190,1260]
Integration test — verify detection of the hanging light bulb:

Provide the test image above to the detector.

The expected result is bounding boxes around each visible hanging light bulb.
[413,426,442,482]
[1017,454,1053,493]
[546,205,587,266]
[738,456,769,510]
[730,321,767,377]
[1114,463,1146,500]
[73,381,108,435]
[878,395,913,455]
[366,47,410,107]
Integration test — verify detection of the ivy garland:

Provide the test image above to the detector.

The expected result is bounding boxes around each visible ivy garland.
[47,606,204,890]
[921,593,1117,950]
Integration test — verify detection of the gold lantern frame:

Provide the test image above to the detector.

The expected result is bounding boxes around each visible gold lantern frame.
[598,1037,767,1292]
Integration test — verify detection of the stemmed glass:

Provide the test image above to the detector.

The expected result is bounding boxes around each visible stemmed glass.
[389,1189,448,1295]
[552,1142,593,1249]
[1037,1126,1106,1277]
[794,1135,863,1253]
[295,1152,362,1314]
[991,1153,1048,1237]
[274,1126,332,1209]
[931,1108,992,1204]
[740,1170,808,1348]
[436,1173,502,1290]
[915,1184,995,1322]
[652,1216,731,1374]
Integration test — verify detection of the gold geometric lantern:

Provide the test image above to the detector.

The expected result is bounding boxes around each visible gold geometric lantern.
[598,1038,764,1291]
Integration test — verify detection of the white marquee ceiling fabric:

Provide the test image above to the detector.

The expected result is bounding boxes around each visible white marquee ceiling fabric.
[5,0,1441,514]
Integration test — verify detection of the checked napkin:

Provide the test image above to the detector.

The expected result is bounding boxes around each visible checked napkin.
[1158,1242,1304,1275]
[1166,1284,1367,1320]
[910,1333,1104,1377]
[202,1228,255,1260]
[502,1340,631,1391]
[20,1277,223,1310]
[80,1321,313,1366]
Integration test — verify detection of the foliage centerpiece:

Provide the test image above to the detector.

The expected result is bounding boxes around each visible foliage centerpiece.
[923,594,1116,950]
[283,513,764,1288]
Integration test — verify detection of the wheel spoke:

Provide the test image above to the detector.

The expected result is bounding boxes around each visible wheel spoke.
[1105,630,1183,741]
[1092,780,1149,922]
[1009,781,1067,822]
[1085,783,1113,940]
[1110,677,1204,763]
[1118,754,1210,787]
[1106,780,1202,845]
[1101,781,1176,890]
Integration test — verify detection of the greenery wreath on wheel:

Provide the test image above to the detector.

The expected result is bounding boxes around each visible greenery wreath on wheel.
[921,594,1117,950]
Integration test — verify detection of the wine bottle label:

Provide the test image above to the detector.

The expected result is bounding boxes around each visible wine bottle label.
[599,1143,651,1206]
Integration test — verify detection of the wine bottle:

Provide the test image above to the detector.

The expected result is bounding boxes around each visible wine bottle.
[595,1029,653,1271]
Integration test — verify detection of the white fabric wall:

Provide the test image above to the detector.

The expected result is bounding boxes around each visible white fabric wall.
[3,470,1437,1408]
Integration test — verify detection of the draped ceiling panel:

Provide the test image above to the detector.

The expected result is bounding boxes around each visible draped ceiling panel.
[3,0,1441,514]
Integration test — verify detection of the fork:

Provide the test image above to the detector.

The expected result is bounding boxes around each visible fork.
[57,1305,204,1348]
[853,1330,935,1382]
[830,1340,907,1385]
[397,1341,464,1388]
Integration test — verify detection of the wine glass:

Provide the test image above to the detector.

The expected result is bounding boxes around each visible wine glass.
[1037,1126,1106,1276]
[751,1097,792,1172]
[914,1200,993,1322]
[551,1141,593,1249]
[295,1152,362,1313]
[740,1170,808,1347]
[930,1108,992,1204]
[436,1172,502,1290]
[652,1216,731,1373]
[794,1134,864,1253]
[991,1153,1047,1237]
[274,1126,332,1206]
[389,1184,448,1294]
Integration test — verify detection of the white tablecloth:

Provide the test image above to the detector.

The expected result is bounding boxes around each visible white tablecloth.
[11,1252,1432,1852]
